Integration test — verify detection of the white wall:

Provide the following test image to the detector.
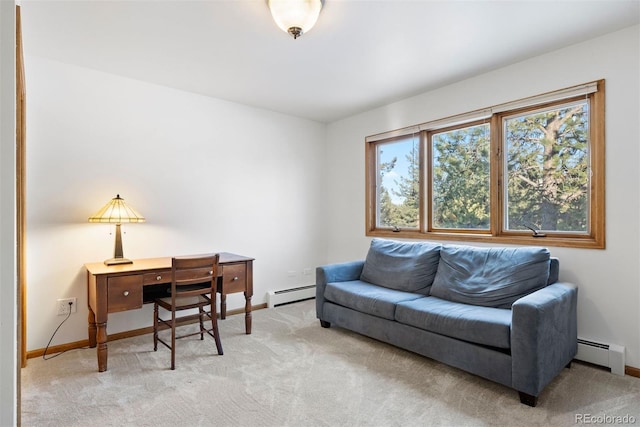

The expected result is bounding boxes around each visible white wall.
[24,55,327,350]
[326,25,640,369]
[0,2,18,425]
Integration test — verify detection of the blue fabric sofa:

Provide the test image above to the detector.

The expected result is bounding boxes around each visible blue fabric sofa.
[316,239,578,406]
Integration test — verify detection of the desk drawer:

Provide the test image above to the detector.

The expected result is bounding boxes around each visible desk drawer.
[108,275,143,313]
[220,263,246,294]
[143,271,170,285]
[143,269,214,285]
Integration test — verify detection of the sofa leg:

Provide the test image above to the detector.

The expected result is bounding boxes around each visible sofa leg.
[566,361,572,369]
[320,320,331,328]
[518,392,538,407]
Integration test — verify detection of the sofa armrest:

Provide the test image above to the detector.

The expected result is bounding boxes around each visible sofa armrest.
[315,261,364,320]
[511,282,578,397]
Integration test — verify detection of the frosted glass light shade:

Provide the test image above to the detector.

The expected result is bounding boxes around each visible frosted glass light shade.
[267,0,324,39]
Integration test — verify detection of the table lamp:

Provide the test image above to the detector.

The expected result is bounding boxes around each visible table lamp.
[88,194,145,265]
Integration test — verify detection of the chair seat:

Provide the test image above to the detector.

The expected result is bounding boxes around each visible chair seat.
[156,294,210,310]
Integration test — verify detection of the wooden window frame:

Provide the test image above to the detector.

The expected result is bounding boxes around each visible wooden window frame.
[365,80,605,249]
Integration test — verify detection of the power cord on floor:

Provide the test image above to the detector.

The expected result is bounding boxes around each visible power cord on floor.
[42,301,75,360]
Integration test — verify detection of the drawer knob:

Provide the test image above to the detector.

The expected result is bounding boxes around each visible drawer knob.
[156,275,162,281]
[123,291,129,297]
[208,270,213,275]
[233,276,239,281]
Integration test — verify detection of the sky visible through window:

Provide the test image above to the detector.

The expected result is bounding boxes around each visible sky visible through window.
[378,137,416,205]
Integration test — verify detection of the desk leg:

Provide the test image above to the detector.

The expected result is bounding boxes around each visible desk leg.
[220,294,227,320]
[88,273,109,372]
[96,322,108,372]
[244,292,252,334]
[88,308,97,348]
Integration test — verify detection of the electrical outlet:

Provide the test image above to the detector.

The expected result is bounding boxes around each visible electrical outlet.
[57,298,77,315]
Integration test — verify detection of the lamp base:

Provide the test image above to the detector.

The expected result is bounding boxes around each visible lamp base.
[104,257,133,266]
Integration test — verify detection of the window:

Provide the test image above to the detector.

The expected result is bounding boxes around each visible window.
[502,100,590,234]
[373,135,420,230]
[366,80,605,248]
[430,122,490,231]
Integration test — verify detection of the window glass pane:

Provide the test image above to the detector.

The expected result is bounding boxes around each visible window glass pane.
[431,123,490,230]
[376,136,420,229]
[504,100,590,233]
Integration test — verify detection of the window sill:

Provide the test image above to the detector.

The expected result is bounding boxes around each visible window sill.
[366,229,605,249]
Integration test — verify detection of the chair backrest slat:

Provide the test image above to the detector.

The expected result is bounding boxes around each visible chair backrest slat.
[171,254,219,297]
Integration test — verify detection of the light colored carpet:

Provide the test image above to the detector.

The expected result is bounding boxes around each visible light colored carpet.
[22,300,640,427]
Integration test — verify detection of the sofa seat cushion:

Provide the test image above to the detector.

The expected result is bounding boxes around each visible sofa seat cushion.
[360,238,442,294]
[395,297,512,349]
[430,245,551,308]
[325,280,424,320]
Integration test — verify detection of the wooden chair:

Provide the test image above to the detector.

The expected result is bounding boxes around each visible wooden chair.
[153,254,223,369]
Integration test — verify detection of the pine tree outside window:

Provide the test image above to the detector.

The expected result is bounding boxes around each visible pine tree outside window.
[503,100,590,234]
[430,122,491,231]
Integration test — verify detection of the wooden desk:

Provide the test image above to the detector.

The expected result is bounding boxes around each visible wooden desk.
[85,252,254,372]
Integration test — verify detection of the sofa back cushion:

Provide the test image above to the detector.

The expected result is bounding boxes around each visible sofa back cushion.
[360,239,441,293]
[430,245,550,308]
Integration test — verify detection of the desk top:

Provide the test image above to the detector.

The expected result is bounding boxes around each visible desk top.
[85,252,254,276]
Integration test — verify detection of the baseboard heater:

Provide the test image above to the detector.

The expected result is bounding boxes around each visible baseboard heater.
[575,337,625,375]
[267,285,316,309]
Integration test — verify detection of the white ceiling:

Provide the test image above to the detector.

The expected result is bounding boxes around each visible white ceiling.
[20,0,640,123]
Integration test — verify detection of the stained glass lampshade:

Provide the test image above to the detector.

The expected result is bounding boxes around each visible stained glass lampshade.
[88,194,145,265]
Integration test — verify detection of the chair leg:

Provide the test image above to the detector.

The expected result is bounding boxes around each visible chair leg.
[170,312,176,370]
[153,303,158,351]
[199,306,205,340]
[211,297,223,355]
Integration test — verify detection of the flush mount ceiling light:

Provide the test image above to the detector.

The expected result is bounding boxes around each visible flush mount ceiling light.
[267,0,325,39]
